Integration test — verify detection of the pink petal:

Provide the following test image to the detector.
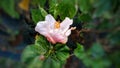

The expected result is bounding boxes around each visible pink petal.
[52,33,67,44]
[46,34,56,44]
[46,32,67,44]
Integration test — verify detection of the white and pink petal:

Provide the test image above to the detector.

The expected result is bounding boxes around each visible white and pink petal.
[60,17,73,33]
[35,21,49,36]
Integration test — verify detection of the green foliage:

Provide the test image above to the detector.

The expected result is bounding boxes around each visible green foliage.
[93,0,111,18]
[74,43,84,58]
[42,57,62,68]
[35,35,49,54]
[31,7,47,24]
[55,45,69,61]
[74,42,111,68]
[22,35,70,68]
[89,42,105,58]
[31,0,46,7]
[21,45,41,64]
[0,0,19,18]
[49,0,77,20]
[27,56,43,68]
[78,13,92,22]
[39,7,48,18]
[78,0,91,13]
[109,52,120,68]
[107,31,120,46]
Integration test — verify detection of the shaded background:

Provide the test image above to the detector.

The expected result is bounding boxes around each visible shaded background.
[0,0,120,68]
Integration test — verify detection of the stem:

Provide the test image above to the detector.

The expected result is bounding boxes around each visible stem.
[45,43,55,58]
[46,49,52,58]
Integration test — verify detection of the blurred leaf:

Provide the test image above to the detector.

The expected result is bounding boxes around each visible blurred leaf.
[31,7,48,24]
[35,35,48,54]
[21,45,40,64]
[55,44,69,51]
[49,0,77,20]
[97,19,112,30]
[0,0,19,18]
[79,13,92,22]
[78,0,91,13]
[49,0,58,19]
[91,59,110,68]
[74,43,110,68]
[102,12,112,19]
[18,0,30,11]
[108,31,120,46]
[55,44,66,51]
[55,45,69,61]
[22,43,47,65]
[31,9,44,24]
[42,57,62,68]
[27,56,43,68]
[38,6,48,17]
[109,52,120,68]
[89,42,105,58]
[56,51,69,61]
[31,0,46,7]
[93,0,111,17]
[74,43,84,59]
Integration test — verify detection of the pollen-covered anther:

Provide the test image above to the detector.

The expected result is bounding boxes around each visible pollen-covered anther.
[54,21,60,29]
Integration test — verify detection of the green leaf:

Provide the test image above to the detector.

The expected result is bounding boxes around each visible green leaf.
[0,0,19,18]
[49,0,77,20]
[35,35,49,52]
[89,42,105,58]
[31,7,48,24]
[108,31,120,46]
[21,43,47,64]
[42,57,62,68]
[39,7,48,17]
[31,0,46,7]
[56,51,69,61]
[31,9,44,24]
[91,59,110,68]
[31,9,43,23]
[21,45,40,64]
[55,45,69,61]
[55,44,65,51]
[49,2,58,19]
[27,56,43,68]
[74,43,84,59]
[79,13,92,22]
[93,0,111,17]
[78,0,91,13]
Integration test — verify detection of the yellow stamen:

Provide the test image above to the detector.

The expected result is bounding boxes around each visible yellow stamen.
[54,21,60,29]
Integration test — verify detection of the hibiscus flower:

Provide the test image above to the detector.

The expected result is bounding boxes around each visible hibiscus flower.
[35,14,75,44]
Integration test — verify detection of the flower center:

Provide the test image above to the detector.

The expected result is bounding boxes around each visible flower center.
[54,21,60,29]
